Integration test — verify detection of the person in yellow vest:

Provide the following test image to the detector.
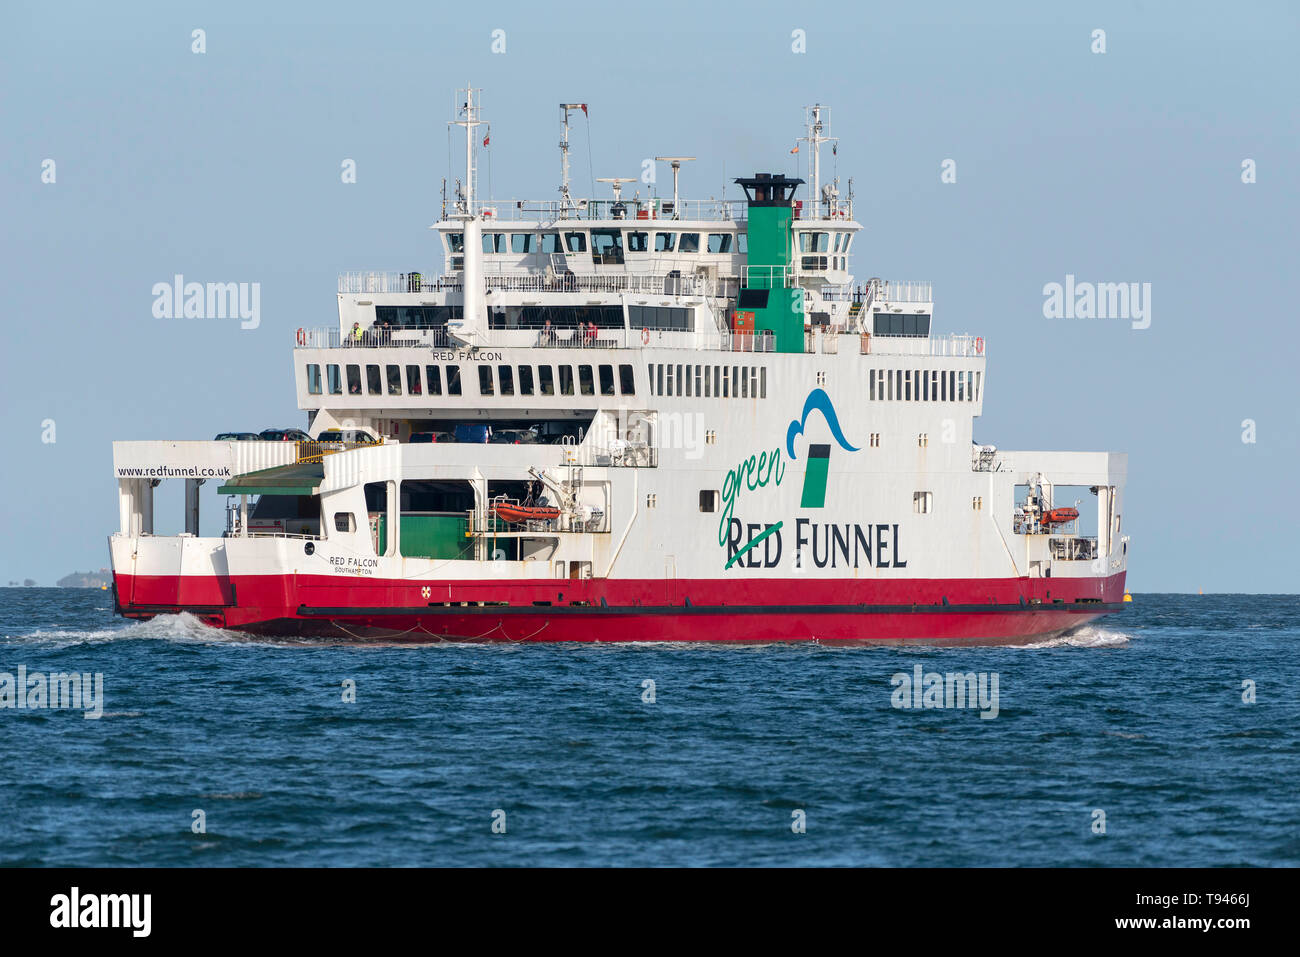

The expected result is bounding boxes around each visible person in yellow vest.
[350,322,363,346]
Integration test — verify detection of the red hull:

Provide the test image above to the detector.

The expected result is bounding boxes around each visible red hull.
[113,571,1128,645]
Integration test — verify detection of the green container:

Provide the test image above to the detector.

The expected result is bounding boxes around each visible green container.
[378,513,471,559]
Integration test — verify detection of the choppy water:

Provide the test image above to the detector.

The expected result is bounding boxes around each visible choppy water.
[0,588,1296,866]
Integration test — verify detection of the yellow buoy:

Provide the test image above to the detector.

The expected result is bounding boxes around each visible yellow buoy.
[1122,593,1132,602]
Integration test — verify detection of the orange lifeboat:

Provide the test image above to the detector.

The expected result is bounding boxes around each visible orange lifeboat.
[1041,507,1079,526]
[493,503,561,524]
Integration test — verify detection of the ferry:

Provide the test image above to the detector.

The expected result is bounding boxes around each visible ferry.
[108,89,1129,643]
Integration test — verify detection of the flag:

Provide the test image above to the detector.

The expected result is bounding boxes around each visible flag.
[832,143,837,156]
[483,133,490,147]
[580,104,588,116]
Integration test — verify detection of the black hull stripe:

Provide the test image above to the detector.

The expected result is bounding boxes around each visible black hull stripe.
[296,602,1126,617]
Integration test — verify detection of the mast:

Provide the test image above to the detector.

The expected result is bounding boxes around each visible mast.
[559,103,585,217]
[654,157,696,219]
[450,84,486,344]
[798,105,837,217]
[452,84,483,214]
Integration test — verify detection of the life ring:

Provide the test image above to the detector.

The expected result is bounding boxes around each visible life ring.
[296,327,306,346]
[641,327,650,345]
[975,336,984,355]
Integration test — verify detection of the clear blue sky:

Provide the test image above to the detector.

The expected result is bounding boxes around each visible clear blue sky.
[2,0,1296,591]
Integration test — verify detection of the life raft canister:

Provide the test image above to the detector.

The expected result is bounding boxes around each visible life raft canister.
[296,327,306,346]
[975,336,984,355]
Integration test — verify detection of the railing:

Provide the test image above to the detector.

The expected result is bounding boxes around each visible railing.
[460,198,749,223]
[298,325,983,358]
[743,265,795,289]
[867,278,932,303]
[338,270,725,298]
[806,330,839,354]
[727,331,776,353]
[1049,537,1099,562]
[861,333,986,357]
[294,440,377,464]
[557,442,658,469]
[298,327,453,349]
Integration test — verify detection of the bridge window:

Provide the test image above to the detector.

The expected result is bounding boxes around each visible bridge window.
[478,366,494,395]
[564,231,587,253]
[346,365,361,395]
[618,364,635,395]
[873,312,931,336]
[707,233,733,253]
[590,229,624,265]
[406,365,422,395]
[678,232,700,253]
[425,365,442,395]
[307,364,322,395]
[654,232,675,252]
[518,365,535,396]
[510,233,535,253]
[578,365,595,396]
[327,364,342,395]
[498,365,514,395]
[539,366,555,395]
[598,364,615,395]
[627,231,648,252]
[446,233,464,253]
[386,364,402,395]
[540,232,562,253]
[366,365,382,395]
[446,365,462,396]
[559,366,574,396]
[482,233,506,253]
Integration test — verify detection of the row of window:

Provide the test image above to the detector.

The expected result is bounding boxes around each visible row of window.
[647,362,767,399]
[870,368,981,403]
[452,230,746,256]
[306,362,636,398]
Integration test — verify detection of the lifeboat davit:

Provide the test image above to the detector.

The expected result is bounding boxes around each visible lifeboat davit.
[1041,507,1079,526]
[493,503,561,524]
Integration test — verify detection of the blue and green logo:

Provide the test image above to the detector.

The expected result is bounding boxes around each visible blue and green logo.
[785,388,859,507]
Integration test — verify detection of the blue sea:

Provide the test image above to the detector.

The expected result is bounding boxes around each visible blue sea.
[0,588,1295,867]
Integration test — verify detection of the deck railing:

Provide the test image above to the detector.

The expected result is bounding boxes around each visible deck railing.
[294,440,376,464]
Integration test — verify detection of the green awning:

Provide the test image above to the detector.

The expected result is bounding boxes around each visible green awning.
[217,462,324,497]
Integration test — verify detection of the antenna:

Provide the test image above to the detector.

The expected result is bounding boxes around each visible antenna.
[559,103,587,217]
[595,177,636,201]
[797,105,837,218]
[597,177,637,220]
[450,84,483,216]
[655,157,696,219]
